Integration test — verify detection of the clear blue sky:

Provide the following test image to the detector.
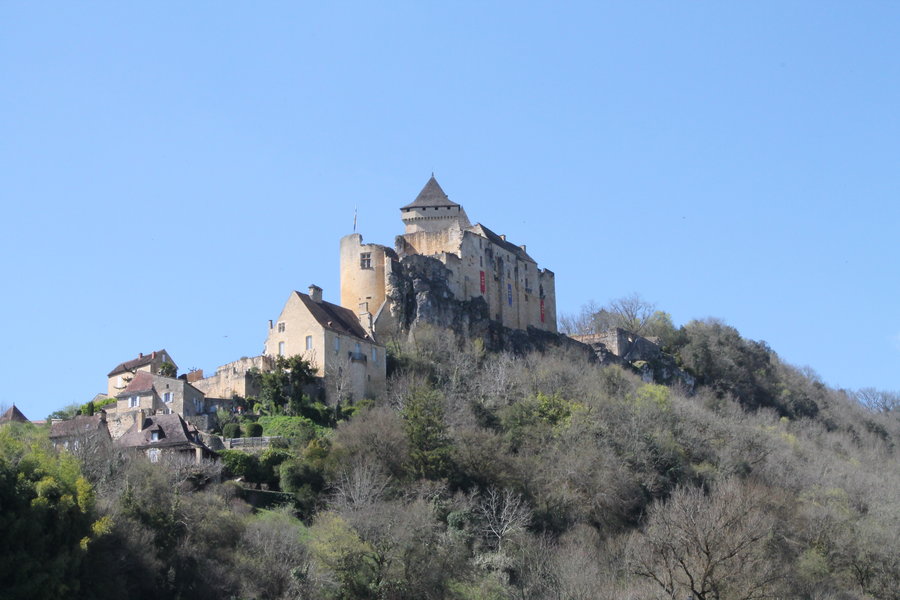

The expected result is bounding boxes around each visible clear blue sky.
[2,2,898,420]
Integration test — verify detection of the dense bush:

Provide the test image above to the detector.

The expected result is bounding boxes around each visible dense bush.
[257,415,324,442]
[244,422,263,438]
[222,422,241,439]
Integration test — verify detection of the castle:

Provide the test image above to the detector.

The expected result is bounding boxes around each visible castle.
[340,176,557,339]
[101,176,559,422]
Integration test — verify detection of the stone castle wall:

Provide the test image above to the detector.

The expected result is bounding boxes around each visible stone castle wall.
[191,355,275,400]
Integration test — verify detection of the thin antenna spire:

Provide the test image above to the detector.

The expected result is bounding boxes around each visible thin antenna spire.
[353,206,357,232]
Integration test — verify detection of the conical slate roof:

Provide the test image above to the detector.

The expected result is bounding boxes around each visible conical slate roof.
[0,404,29,424]
[401,175,460,209]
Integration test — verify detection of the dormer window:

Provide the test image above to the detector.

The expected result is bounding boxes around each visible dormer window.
[151,431,160,442]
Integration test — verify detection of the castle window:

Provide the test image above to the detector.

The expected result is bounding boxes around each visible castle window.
[306,335,313,350]
[372,347,377,362]
[480,256,483,267]
[278,341,285,356]
[163,392,173,403]
[360,253,372,269]
[278,322,285,333]
[334,337,341,352]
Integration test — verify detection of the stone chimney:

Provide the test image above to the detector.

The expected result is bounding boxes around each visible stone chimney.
[151,351,156,359]
[308,284,323,303]
[500,234,506,241]
[268,319,273,329]
[137,409,146,431]
[139,352,143,359]
[519,244,526,252]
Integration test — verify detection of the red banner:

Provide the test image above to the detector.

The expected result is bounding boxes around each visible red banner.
[540,299,545,322]
[480,271,485,294]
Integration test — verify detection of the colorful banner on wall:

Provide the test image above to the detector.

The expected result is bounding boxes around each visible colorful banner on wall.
[480,271,485,294]
[507,283,513,306]
[540,299,545,322]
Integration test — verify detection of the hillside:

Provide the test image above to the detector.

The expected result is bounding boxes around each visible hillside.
[2,317,898,600]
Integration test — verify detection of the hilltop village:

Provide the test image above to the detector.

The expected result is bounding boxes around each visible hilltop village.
[30,176,671,459]
[5,177,898,600]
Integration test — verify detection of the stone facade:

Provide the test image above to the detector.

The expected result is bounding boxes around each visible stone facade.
[190,355,275,400]
[106,371,208,439]
[263,286,386,404]
[106,349,175,398]
[340,176,557,339]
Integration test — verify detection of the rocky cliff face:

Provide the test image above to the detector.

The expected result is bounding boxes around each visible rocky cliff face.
[384,254,693,389]
[385,254,592,357]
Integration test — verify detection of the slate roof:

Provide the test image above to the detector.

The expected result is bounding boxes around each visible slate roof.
[108,349,174,377]
[49,414,110,440]
[473,223,536,264]
[401,176,460,209]
[117,371,156,397]
[116,413,210,452]
[0,405,29,424]
[295,292,373,342]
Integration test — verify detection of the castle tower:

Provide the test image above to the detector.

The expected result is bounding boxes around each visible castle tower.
[339,233,395,334]
[400,175,471,234]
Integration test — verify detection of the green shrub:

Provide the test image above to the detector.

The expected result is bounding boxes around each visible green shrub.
[245,423,263,438]
[219,450,260,481]
[223,423,241,439]
[256,416,325,443]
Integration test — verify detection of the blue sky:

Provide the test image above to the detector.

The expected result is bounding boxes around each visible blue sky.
[2,2,898,420]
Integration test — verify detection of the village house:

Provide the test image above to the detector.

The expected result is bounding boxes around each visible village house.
[49,412,111,451]
[106,349,175,398]
[341,176,557,338]
[263,285,386,404]
[116,411,216,463]
[105,370,208,438]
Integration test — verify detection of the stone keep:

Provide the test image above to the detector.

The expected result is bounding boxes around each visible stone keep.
[340,176,557,337]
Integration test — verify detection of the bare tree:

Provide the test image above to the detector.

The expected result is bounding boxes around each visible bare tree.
[332,456,391,508]
[476,487,531,552]
[559,300,601,335]
[856,387,900,413]
[628,477,784,600]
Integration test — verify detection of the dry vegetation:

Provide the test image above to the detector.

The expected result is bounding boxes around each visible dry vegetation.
[2,318,899,600]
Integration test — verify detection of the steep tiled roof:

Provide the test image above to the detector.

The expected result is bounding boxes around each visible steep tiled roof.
[295,292,372,342]
[117,371,155,397]
[0,405,29,424]
[473,223,536,264]
[107,349,174,377]
[116,413,210,451]
[401,176,460,209]
[50,414,110,440]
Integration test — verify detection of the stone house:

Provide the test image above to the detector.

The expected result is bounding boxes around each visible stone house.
[116,411,215,463]
[340,176,557,339]
[49,412,111,451]
[106,371,208,438]
[263,285,386,404]
[106,349,176,398]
